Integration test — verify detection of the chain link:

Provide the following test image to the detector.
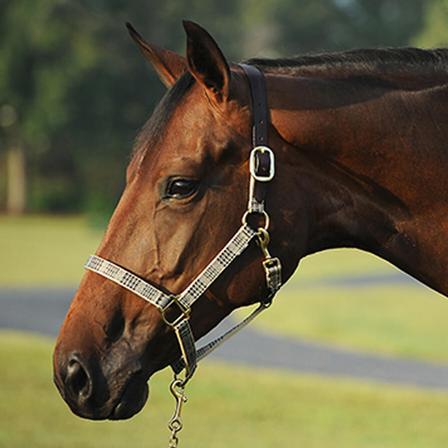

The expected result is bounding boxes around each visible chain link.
[167,377,188,448]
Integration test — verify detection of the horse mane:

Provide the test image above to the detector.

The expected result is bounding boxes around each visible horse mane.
[246,47,448,79]
[134,47,448,157]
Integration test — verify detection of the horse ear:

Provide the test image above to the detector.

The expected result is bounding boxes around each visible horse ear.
[183,20,230,102]
[126,23,187,87]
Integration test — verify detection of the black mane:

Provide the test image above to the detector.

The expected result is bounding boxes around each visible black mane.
[246,47,448,77]
[134,47,448,158]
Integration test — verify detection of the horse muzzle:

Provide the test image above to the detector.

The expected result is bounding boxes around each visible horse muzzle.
[53,349,149,420]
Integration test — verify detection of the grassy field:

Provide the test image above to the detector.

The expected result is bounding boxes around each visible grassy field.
[2,331,448,448]
[0,215,102,286]
[0,214,391,285]
[2,215,448,361]
[234,236,448,361]
[246,281,448,362]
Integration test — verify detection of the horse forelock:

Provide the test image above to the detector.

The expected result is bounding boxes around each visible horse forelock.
[132,72,195,160]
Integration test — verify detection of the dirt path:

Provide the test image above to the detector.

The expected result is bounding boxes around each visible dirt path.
[2,286,448,390]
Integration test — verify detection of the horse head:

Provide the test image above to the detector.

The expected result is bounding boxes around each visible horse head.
[53,21,305,420]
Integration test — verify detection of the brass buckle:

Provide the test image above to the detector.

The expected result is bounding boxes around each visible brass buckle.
[162,297,190,327]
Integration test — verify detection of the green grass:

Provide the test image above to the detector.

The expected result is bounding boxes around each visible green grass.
[0,215,102,286]
[3,331,448,448]
[0,215,392,287]
[237,243,448,362]
[287,247,397,280]
[244,283,448,361]
[240,248,448,361]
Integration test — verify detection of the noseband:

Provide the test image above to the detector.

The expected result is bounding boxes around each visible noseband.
[84,64,282,445]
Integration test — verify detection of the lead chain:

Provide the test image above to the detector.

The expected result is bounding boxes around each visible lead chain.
[167,378,188,448]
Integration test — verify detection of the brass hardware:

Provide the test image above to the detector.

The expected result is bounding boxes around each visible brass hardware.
[162,298,191,327]
[256,227,272,258]
[167,377,188,448]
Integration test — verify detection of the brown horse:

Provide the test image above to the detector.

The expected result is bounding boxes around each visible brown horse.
[54,20,448,421]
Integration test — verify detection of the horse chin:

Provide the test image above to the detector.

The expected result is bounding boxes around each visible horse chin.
[109,379,149,420]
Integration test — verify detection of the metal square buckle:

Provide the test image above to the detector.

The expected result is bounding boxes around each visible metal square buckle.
[162,297,190,327]
[250,146,275,182]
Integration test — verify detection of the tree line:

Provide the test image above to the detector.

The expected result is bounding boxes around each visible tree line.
[1,0,447,217]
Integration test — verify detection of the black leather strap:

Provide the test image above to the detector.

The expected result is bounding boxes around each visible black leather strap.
[172,319,197,378]
[239,64,269,146]
[239,63,272,213]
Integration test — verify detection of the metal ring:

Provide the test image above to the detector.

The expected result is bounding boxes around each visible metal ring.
[161,298,190,327]
[242,210,270,230]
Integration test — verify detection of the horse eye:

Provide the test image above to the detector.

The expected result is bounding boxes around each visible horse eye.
[165,178,199,199]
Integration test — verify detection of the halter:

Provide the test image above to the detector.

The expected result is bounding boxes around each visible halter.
[84,64,282,446]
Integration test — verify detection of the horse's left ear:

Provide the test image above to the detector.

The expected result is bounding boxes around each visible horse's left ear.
[126,23,187,87]
[183,20,230,103]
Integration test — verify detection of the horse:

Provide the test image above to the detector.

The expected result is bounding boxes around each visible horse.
[53,20,448,424]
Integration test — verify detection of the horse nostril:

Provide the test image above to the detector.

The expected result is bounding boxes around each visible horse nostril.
[66,355,92,401]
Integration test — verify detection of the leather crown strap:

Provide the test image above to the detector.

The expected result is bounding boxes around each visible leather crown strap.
[84,64,282,384]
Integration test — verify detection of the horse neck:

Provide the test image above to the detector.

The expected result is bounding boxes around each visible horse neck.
[267,72,448,295]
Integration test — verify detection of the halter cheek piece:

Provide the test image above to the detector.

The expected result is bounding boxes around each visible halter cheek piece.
[84,64,282,382]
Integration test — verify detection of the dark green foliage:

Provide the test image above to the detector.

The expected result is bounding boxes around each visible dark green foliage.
[267,0,425,54]
[0,0,440,216]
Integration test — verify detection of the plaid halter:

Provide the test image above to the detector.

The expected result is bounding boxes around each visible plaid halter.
[85,64,282,383]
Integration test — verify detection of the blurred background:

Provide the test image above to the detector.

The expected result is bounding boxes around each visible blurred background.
[2,1,448,447]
